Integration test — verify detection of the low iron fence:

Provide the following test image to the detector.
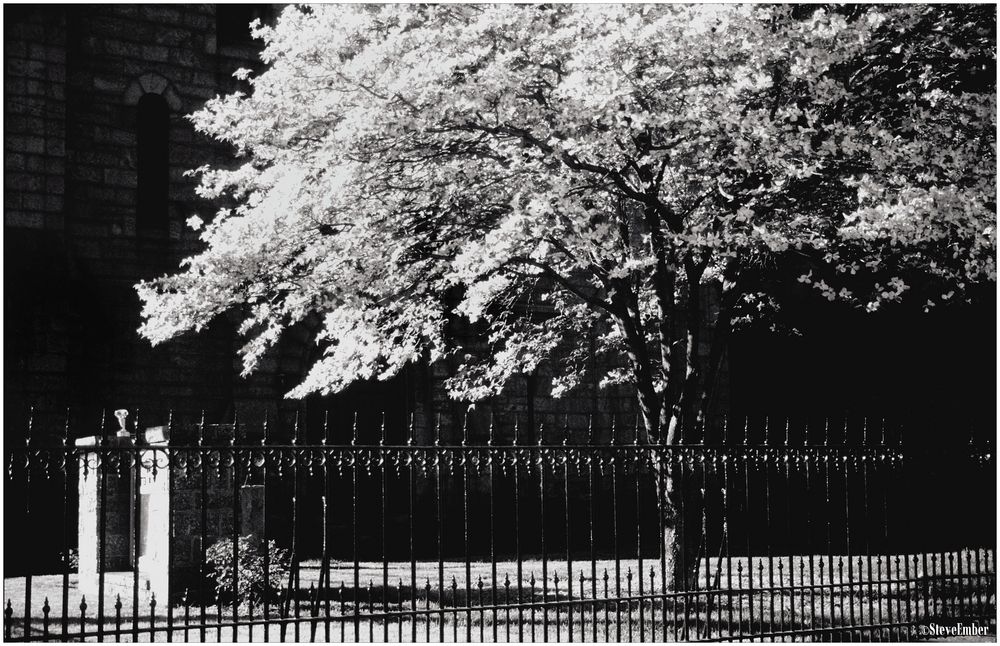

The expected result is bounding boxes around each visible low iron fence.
[3,410,995,642]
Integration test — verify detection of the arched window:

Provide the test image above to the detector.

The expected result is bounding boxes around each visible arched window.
[136,93,169,232]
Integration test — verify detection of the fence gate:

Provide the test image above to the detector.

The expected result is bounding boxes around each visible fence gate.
[3,411,996,642]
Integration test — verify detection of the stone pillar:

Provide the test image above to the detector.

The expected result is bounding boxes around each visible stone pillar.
[75,435,134,602]
[137,426,170,604]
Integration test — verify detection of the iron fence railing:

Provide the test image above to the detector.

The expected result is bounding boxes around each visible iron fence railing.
[3,410,995,642]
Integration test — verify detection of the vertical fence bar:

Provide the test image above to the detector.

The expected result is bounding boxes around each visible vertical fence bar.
[530,571,537,642]
[287,412,302,642]
[826,421,844,641]
[461,415,472,643]
[479,576,486,642]
[539,424,550,642]
[434,415,445,643]
[97,411,109,643]
[306,418,330,642]
[399,578,405,640]
[763,419,776,642]
[231,414,241,642]
[879,421,894,640]
[783,420,794,640]
[261,414,271,643]
[407,414,417,642]
[342,412,355,641]
[424,578,431,642]
[602,569,609,642]
[197,412,208,642]
[113,595,121,640]
[502,572,510,641]
[742,419,754,641]
[626,567,634,641]
[900,429,914,635]
[513,417,524,642]
[633,421,644,643]
[724,417,733,641]
[610,419,622,643]
[21,409,34,643]
[339,582,346,642]
[163,412,175,643]
[587,419,599,644]
[555,570,562,640]
[488,415,498,642]
[700,443,711,641]
[79,596,87,640]
[450,577,458,642]
[723,420,735,641]
[381,414,390,643]
[862,419,876,641]
[131,410,143,644]
[321,411,331,643]
[61,408,71,641]
[149,594,156,641]
[369,580,375,643]
[805,428,817,640]
[564,419,575,643]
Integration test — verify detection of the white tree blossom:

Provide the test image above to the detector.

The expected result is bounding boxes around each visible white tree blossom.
[138,4,995,441]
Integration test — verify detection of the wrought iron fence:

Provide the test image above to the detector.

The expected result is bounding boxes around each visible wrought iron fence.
[3,409,996,642]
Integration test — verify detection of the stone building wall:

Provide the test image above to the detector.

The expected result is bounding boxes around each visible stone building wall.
[4,5,285,429]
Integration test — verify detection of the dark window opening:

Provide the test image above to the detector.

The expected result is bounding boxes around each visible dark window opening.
[216,4,273,48]
[136,93,169,233]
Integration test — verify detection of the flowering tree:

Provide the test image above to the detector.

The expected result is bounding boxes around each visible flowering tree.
[138,4,995,587]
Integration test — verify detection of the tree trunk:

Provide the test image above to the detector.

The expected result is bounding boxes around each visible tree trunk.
[656,452,703,592]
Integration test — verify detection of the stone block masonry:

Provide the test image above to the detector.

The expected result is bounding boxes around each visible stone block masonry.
[4,5,277,424]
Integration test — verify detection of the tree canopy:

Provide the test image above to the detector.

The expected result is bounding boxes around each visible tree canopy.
[137,4,995,440]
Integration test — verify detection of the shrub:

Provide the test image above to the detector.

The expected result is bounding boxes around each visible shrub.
[205,535,290,604]
[61,548,78,572]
